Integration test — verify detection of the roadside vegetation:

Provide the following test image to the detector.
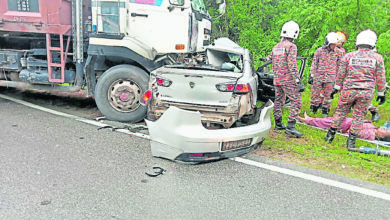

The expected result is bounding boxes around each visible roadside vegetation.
[208,0,390,79]
[205,0,390,185]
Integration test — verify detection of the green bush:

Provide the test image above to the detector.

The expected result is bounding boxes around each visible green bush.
[208,0,390,83]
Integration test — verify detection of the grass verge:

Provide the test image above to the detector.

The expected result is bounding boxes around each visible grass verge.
[253,88,390,186]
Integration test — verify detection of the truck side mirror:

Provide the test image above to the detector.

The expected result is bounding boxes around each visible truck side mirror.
[218,2,226,14]
[211,0,226,20]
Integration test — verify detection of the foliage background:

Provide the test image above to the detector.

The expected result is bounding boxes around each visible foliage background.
[207,0,390,83]
[205,0,390,185]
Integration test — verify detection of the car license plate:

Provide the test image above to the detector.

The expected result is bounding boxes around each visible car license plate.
[221,138,252,151]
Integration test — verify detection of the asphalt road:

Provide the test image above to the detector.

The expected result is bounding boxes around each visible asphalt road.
[1,95,390,219]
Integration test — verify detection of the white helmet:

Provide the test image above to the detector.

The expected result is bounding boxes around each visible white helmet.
[356,29,377,48]
[280,20,300,39]
[324,32,341,46]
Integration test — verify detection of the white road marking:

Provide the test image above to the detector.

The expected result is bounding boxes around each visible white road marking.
[231,157,390,202]
[1,93,389,202]
[0,94,150,139]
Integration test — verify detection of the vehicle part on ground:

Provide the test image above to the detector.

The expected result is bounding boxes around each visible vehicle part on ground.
[95,65,149,122]
[146,101,273,163]
[256,57,307,102]
[145,167,166,177]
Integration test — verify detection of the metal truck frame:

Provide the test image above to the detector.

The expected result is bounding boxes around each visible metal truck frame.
[0,0,224,122]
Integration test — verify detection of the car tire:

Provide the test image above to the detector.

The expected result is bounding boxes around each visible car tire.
[95,64,149,122]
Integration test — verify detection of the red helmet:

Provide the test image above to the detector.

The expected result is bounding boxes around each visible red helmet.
[336,31,347,43]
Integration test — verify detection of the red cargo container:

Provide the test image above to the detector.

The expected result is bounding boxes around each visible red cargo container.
[0,0,72,35]
[0,0,91,83]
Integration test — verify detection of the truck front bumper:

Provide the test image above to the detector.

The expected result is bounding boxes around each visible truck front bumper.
[145,101,274,163]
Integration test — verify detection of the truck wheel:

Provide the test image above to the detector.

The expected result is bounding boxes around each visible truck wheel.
[95,65,149,122]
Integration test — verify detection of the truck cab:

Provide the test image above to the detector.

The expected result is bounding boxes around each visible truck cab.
[0,0,224,123]
[88,0,221,122]
[90,0,211,57]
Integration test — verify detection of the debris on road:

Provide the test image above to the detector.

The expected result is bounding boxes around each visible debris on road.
[95,117,106,121]
[40,200,51,206]
[97,125,114,131]
[145,167,166,177]
[97,125,148,132]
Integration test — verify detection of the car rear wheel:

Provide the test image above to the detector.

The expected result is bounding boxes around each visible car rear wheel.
[95,65,149,122]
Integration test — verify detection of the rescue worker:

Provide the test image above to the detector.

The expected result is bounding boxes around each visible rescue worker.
[263,20,303,137]
[309,32,342,117]
[368,46,381,122]
[336,31,347,55]
[337,31,381,122]
[324,29,387,148]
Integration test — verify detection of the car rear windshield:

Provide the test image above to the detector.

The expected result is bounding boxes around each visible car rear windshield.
[166,64,241,73]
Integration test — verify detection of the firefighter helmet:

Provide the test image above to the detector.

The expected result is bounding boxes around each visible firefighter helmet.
[280,20,300,39]
[336,31,347,43]
[356,29,377,48]
[324,32,341,47]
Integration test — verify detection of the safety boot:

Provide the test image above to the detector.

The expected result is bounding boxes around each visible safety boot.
[274,117,286,130]
[370,110,380,122]
[324,127,337,143]
[346,133,357,149]
[310,105,320,114]
[322,107,330,117]
[285,120,303,137]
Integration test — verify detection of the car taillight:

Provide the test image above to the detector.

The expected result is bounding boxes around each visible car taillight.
[141,90,152,105]
[216,83,235,92]
[234,83,251,94]
[216,83,251,93]
[156,77,172,87]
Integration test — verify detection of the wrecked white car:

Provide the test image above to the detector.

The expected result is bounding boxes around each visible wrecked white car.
[143,38,274,162]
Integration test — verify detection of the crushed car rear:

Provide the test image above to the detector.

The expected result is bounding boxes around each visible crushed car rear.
[143,38,274,162]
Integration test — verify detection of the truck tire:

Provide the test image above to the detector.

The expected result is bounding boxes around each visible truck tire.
[95,65,149,122]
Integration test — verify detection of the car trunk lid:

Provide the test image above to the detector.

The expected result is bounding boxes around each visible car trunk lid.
[153,66,242,107]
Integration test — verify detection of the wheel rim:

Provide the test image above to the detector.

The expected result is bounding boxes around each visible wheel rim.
[108,79,142,113]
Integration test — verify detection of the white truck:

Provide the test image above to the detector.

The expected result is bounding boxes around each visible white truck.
[0,0,224,122]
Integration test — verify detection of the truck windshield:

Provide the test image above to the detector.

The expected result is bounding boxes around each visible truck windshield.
[192,0,207,15]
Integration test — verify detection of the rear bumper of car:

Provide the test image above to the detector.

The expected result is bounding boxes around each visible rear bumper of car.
[145,101,274,162]
[174,140,265,162]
